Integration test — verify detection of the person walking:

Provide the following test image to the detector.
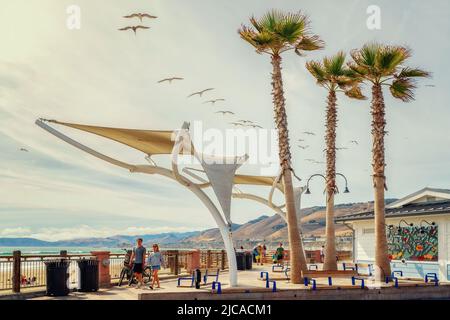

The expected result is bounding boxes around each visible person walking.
[148,244,164,289]
[130,238,146,289]
[320,245,325,263]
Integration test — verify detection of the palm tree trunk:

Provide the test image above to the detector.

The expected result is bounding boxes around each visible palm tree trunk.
[371,83,391,282]
[271,54,307,283]
[324,90,338,271]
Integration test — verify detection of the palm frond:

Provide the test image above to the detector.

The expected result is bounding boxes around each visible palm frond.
[305,60,326,84]
[294,35,324,55]
[390,78,417,102]
[345,85,366,100]
[240,10,323,56]
[323,51,346,76]
[238,25,275,54]
[375,45,411,76]
[396,67,431,79]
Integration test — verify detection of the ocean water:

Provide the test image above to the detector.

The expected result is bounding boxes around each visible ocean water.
[0,246,126,256]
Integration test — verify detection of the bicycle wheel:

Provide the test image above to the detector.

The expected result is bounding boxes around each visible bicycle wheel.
[143,267,152,284]
[118,269,127,287]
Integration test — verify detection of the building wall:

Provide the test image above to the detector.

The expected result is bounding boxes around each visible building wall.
[351,214,450,282]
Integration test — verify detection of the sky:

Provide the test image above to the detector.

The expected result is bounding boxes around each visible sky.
[0,0,449,241]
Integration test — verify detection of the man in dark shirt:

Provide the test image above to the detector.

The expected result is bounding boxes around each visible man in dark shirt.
[130,238,146,288]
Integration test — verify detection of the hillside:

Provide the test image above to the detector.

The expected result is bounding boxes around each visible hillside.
[0,200,395,248]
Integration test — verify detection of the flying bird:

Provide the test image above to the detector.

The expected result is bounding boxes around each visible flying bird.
[187,88,214,98]
[313,160,325,164]
[297,145,309,149]
[118,25,150,35]
[425,84,435,87]
[249,124,263,129]
[215,111,235,115]
[298,139,305,142]
[237,120,253,124]
[230,122,245,127]
[350,140,359,145]
[123,13,158,22]
[305,159,316,162]
[19,148,29,152]
[203,98,225,105]
[302,131,316,136]
[336,147,349,150]
[157,77,184,84]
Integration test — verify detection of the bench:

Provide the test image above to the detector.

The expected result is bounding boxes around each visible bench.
[342,262,356,271]
[351,276,365,289]
[425,273,439,286]
[304,277,317,290]
[392,270,403,277]
[203,269,220,285]
[177,272,195,287]
[260,271,270,281]
[212,281,222,294]
[355,263,373,276]
[272,264,287,272]
[265,279,277,292]
[304,276,333,290]
[385,276,399,288]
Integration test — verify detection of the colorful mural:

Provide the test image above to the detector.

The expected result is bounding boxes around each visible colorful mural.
[387,225,438,261]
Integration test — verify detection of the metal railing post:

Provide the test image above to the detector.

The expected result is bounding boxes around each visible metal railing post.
[12,250,21,293]
[207,250,212,269]
[174,250,180,275]
[221,250,226,270]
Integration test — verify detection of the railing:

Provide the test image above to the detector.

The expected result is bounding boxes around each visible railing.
[200,250,227,270]
[0,252,94,292]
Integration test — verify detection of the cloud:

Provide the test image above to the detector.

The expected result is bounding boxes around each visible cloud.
[0,225,198,241]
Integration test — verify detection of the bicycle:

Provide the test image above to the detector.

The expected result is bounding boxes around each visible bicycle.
[118,249,152,287]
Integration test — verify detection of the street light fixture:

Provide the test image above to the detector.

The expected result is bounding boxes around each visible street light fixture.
[305,172,350,195]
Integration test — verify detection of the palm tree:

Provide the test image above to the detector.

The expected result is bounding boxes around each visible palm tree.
[306,52,365,271]
[238,10,324,283]
[348,43,430,281]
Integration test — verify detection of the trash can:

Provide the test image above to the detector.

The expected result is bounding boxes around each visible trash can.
[77,259,99,292]
[236,252,246,270]
[245,252,253,270]
[45,260,70,296]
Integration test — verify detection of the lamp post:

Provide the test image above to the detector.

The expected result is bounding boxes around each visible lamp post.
[305,172,350,195]
[304,172,350,269]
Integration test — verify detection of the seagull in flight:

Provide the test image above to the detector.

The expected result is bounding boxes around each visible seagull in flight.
[204,98,225,105]
[157,77,184,84]
[336,147,349,150]
[298,139,305,142]
[297,145,309,149]
[215,111,234,115]
[230,122,245,127]
[302,131,316,136]
[19,148,29,152]
[118,25,150,35]
[237,120,253,124]
[350,140,359,145]
[187,88,214,98]
[123,13,158,22]
[248,124,263,129]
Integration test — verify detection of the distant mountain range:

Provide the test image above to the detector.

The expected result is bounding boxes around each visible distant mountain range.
[0,200,396,248]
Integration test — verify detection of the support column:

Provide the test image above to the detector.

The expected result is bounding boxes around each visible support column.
[91,251,111,288]
[187,250,201,274]
[12,250,21,293]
